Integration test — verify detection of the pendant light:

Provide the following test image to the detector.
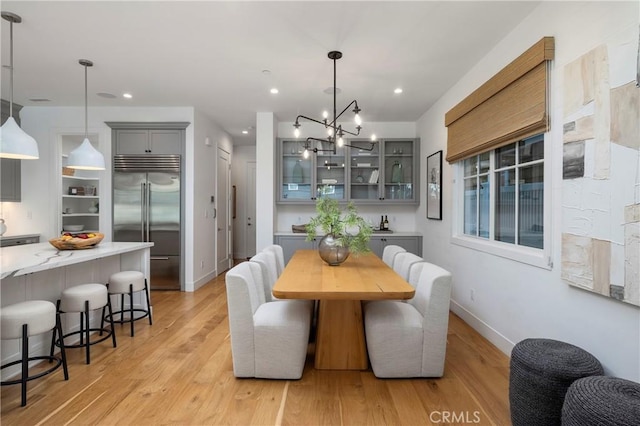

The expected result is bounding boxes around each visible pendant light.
[293,51,373,156]
[0,12,39,159]
[67,59,105,170]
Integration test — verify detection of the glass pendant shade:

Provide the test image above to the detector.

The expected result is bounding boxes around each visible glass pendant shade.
[0,117,39,159]
[67,138,105,170]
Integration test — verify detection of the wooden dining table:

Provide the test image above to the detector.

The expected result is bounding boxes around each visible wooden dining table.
[272,249,415,370]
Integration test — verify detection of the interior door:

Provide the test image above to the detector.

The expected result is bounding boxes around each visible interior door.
[217,148,231,273]
[246,161,257,259]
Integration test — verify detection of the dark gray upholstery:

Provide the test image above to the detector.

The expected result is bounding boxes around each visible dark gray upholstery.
[509,338,604,426]
[562,376,640,426]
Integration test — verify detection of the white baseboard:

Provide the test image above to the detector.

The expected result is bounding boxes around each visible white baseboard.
[450,299,515,357]
[191,270,218,292]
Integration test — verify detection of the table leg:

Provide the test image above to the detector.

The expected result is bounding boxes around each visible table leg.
[315,300,368,370]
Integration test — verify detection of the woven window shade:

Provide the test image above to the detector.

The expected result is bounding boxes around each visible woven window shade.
[445,37,554,163]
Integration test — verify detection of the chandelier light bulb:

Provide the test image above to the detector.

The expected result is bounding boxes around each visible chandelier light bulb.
[354,113,362,126]
[371,134,377,141]
[294,127,300,138]
[327,127,334,137]
[303,148,309,159]
[337,136,344,147]
[322,111,329,119]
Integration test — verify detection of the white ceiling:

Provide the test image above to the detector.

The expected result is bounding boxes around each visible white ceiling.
[1,1,540,146]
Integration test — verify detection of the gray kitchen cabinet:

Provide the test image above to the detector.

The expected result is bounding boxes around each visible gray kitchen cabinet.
[277,139,347,203]
[274,233,421,264]
[277,137,419,205]
[113,129,182,155]
[0,158,21,202]
[348,138,420,204]
[368,235,422,259]
[274,235,319,264]
[106,122,189,155]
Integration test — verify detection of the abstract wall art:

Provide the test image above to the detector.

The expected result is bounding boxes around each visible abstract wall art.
[561,34,640,307]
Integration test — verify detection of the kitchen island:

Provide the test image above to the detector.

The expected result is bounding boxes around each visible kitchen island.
[1,241,153,379]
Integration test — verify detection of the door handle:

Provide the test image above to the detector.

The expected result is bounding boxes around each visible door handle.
[151,256,170,260]
[141,183,146,241]
[146,183,151,242]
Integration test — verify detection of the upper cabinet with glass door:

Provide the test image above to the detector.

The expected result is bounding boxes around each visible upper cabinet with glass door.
[348,138,419,204]
[278,139,347,203]
[348,140,381,202]
[315,141,346,201]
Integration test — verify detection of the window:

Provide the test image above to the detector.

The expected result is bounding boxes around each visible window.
[459,134,545,253]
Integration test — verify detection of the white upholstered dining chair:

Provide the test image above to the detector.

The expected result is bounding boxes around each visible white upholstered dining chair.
[364,262,452,378]
[225,261,312,379]
[393,252,423,281]
[250,251,279,301]
[264,245,285,276]
[382,245,406,268]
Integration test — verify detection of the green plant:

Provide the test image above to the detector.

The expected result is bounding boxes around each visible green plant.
[306,197,372,254]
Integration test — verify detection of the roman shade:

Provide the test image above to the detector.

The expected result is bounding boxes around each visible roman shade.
[445,37,555,163]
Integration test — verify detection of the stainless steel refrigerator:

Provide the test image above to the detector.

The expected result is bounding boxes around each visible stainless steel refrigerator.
[113,155,181,290]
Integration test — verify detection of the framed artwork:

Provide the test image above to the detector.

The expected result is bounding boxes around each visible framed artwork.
[427,150,442,220]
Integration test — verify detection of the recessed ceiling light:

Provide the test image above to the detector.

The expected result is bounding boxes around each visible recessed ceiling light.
[270,88,279,94]
[262,69,271,75]
[394,88,403,94]
[123,93,133,99]
[323,86,342,95]
[97,92,116,99]
[242,130,249,134]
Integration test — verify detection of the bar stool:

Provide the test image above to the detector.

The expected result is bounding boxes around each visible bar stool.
[52,284,117,364]
[103,271,152,337]
[1,300,69,407]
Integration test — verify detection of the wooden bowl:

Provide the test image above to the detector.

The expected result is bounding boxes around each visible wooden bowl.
[49,232,104,250]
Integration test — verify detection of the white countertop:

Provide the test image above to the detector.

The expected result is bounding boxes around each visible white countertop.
[1,241,154,279]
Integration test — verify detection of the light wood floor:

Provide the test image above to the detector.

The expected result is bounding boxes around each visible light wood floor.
[1,269,510,425]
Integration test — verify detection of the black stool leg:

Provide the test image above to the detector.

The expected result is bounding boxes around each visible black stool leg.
[100,304,106,336]
[55,312,69,380]
[120,294,125,325]
[84,300,90,364]
[129,284,135,337]
[50,299,61,359]
[100,283,109,335]
[145,279,153,325]
[107,296,117,348]
[20,324,28,407]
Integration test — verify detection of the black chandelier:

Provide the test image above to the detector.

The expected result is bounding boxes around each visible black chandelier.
[293,51,374,159]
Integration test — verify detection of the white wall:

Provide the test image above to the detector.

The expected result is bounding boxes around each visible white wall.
[231,145,256,259]
[190,109,233,291]
[255,112,276,252]
[416,1,640,380]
